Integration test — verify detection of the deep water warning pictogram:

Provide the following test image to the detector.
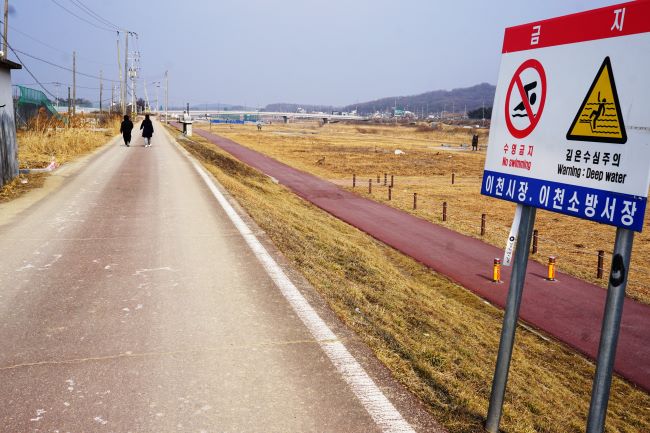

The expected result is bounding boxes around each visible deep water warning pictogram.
[567,56,627,144]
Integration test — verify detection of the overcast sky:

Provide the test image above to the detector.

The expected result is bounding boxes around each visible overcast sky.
[9,0,621,108]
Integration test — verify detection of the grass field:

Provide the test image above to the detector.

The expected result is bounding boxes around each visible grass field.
[0,115,120,203]
[18,115,120,167]
[196,121,650,306]
[172,125,650,433]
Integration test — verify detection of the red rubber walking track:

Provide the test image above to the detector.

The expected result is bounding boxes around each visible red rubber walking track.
[183,125,650,392]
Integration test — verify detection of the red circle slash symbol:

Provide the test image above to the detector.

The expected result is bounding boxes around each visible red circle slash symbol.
[505,59,546,139]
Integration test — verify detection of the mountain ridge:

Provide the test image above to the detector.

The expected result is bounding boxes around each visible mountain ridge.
[264,83,495,115]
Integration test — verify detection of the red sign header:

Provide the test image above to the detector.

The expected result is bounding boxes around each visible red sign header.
[502,0,650,53]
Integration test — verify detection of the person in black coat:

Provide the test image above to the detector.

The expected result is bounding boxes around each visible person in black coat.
[140,114,154,147]
[120,115,134,147]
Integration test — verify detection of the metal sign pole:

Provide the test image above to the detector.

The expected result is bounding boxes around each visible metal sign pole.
[485,204,536,433]
[586,227,634,433]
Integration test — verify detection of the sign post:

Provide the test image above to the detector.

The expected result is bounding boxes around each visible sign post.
[481,2,650,432]
[485,205,536,432]
[586,228,634,433]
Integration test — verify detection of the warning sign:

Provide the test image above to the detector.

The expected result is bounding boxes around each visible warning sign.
[481,1,650,232]
[567,57,627,144]
[505,59,546,139]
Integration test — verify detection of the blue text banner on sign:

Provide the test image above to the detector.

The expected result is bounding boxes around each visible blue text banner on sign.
[482,170,646,231]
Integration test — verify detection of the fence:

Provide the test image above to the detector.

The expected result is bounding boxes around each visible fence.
[13,85,61,127]
[351,171,650,295]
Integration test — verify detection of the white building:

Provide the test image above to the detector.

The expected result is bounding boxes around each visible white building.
[0,57,22,188]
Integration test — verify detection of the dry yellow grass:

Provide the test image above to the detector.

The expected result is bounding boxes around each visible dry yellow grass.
[171,126,650,433]
[198,122,650,305]
[0,115,121,201]
[0,173,46,203]
[18,115,121,168]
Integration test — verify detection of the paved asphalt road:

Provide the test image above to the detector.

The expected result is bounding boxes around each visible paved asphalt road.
[189,125,650,392]
[0,122,442,432]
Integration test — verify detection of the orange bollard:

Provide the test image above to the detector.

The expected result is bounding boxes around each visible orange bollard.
[493,258,502,283]
[547,256,556,281]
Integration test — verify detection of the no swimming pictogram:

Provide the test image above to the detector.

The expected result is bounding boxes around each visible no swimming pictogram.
[505,59,547,139]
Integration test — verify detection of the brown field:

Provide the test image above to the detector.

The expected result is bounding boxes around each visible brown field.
[170,125,650,433]
[18,114,120,168]
[0,114,121,202]
[196,121,650,305]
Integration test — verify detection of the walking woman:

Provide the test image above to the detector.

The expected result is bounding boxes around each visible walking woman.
[120,115,133,147]
[140,114,154,147]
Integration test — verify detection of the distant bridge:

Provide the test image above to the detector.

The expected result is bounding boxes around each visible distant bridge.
[165,110,368,123]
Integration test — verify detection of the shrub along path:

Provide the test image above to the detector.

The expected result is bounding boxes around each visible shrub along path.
[183,124,650,393]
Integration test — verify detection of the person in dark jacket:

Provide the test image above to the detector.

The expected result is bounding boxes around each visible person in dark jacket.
[120,115,134,147]
[140,114,154,147]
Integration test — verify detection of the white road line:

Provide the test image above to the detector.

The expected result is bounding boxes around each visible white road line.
[184,149,416,433]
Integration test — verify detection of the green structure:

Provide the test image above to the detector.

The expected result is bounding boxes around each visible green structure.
[13,85,61,125]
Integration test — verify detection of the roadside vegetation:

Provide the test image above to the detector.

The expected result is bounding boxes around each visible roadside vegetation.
[0,112,120,203]
[198,122,650,306]
[170,125,650,433]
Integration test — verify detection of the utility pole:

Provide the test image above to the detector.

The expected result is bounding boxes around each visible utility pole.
[143,78,150,112]
[152,81,160,115]
[3,0,8,58]
[127,43,139,117]
[482,99,486,125]
[67,86,71,117]
[164,70,168,123]
[110,84,114,115]
[130,66,135,116]
[99,69,103,113]
[116,31,123,114]
[72,51,76,116]
[54,82,60,110]
[124,31,128,115]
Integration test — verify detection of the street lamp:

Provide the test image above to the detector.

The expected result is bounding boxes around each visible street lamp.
[151,81,161,114]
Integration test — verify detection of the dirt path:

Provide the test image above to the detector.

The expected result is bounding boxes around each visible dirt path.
[188,125,650,393]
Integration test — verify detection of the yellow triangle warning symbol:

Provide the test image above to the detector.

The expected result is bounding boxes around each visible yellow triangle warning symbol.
[567,56,626,144]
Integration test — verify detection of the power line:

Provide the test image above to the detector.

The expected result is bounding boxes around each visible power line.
[2,39,57,99]
[0,20,113,67]
[49,0,115,32]
[13,49,120,83]
[67,0,120,30]
[15,82,100,90]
